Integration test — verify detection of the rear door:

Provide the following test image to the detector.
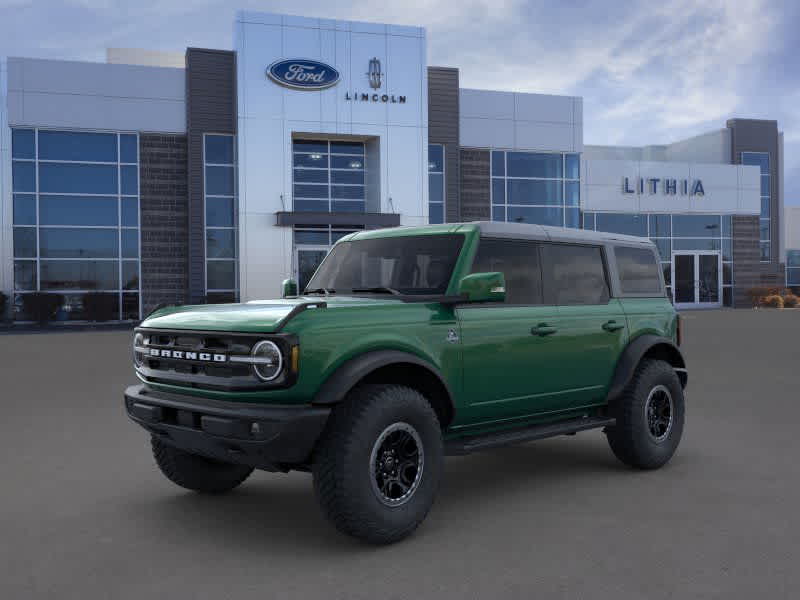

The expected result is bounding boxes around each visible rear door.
[539,243,629,410]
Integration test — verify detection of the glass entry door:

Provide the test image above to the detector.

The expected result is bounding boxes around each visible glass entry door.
[672,251,721,309]
[296,248,329,293]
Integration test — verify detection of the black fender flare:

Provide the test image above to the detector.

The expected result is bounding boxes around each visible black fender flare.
[312,350,456,423]
[606,335,687,402]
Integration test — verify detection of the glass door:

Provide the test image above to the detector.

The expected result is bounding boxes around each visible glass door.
[296,247,329,293]
[671,252,721,309]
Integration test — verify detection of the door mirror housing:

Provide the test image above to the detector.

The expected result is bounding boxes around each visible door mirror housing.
[281,278,298,298]
[457,272,506,303]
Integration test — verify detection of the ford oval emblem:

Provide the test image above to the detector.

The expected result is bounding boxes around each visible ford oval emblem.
[267,59,340,90]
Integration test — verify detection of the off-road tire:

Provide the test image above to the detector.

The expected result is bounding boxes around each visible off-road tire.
[606,359,685,469]
[312,384,443,544]
[151,436,254,493]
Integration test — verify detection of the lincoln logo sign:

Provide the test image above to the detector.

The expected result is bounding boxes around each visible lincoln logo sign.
[623,177,705,196]
[267,59,340,90]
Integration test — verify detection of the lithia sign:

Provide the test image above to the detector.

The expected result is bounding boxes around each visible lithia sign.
[267,57,406,103]
[623,177,705,196]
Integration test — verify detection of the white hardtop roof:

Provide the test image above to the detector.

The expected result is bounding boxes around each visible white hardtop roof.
[473,221,654,246]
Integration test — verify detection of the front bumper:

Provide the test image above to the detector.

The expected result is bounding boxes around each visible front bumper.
[124,384,330,471]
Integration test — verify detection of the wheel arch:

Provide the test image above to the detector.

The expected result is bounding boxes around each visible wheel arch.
[312,350,455,428]
[606,335,687,402]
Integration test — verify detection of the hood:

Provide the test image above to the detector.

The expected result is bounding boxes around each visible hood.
[140,296,400,333]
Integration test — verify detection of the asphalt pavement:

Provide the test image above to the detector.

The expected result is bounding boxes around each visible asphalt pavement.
[1,309,798,599]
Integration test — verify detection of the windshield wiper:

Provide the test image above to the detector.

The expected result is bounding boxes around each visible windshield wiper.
[351,286,402,295]
[304,287,335,295]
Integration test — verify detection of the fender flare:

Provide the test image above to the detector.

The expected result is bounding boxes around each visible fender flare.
[312,350,455,422]
[606,335,687,402]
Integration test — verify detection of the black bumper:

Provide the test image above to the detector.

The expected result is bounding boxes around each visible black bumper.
[124,384,330,471]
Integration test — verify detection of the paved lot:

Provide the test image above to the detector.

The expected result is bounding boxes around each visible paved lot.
[1,309,798,599]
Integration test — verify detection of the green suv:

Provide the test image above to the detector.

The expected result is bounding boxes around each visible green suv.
[125,222,686,544]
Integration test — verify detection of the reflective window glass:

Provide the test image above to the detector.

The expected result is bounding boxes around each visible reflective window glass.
[295,199,328,212]
[206,197,234,227]
[653,238,671,261]
[331,230,358,242]
[541,243,610,305]
[507,180,562,206]
[207,260,236,290]
[12,129,35,159]
[122,293,140,320]
[649,214,671,237]
[787,250,800,268]
[294,230,330,245]
[492,206,505,222]
[428,145,444,172]
[12,161,36,192]
[205,166,235,196]
[120,135,138,163]
[760,175,770,197]
[565,181,580,206]
[595,213,647,237]
[40,228,118,258]
[331,155,363,169]
[40,195,118,226]
[14,261,37,291]
[293,140,328,154]
[565,154,580,179]
[760,220,770,240]
[13,194,36,225]
[205,135,234,164]
[507,152,563,178]
[122,261,139,290]
[429,174,444,204]
[491,151,505,177]
[294,168,329,184]
[760,242,771,261]
[332,200,366,213]
[429,202,444,225]
[294,153,329,168]
[330,141,364,155]
[39,163,118,194]
[492,179,505,205]
[673,214,721,237]
[565,208,580,229]
[121,229,139,258]
[13,228,37,258]
[38,131,117,162]
[761,197,770,218]
[121,198,139,227]
[723,239,732,261]
[207,229,236,259]
[331,170,364,185]
[721,215,732,237]
[615,247,662,295]
[331,185,364,200]
[471,239,542,304]
[741,152,769,174]
[673,238,721,252]
[121,165,138,195]
[40,260,119,290]
[723,263,732,285]
[507,206,563,226]
[294,184,329,199]
[788,268,800,285]
[583,212,595,230]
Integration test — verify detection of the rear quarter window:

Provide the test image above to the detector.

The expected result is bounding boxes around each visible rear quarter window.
[615,246,663,295]
[540,243,610,305]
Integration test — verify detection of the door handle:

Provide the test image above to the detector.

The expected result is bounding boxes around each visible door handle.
[531,323,557,336]
[602,320,625,332]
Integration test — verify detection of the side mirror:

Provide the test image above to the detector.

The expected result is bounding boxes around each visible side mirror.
[281,278,298,298]
[457,272,506,303]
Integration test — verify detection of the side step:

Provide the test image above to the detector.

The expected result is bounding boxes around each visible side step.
[445,416,616,456]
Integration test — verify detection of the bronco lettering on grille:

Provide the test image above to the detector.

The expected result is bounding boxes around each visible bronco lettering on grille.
[149,348,227,362]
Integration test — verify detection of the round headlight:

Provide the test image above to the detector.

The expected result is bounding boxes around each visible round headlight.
[251,340,283,381]
[133,333,145,368]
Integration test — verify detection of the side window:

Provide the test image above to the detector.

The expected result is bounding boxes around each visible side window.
[470,238,542,304]
[540,243,610,305]
[615,246,663,295]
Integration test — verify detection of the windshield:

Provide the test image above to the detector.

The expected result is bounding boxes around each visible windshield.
[305,234,465,296]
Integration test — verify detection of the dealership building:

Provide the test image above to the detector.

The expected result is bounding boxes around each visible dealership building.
[0,10,793,321]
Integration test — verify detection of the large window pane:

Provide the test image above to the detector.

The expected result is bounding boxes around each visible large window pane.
[40,228,118,258]
[40,195,118,226]
[565,154,580,179]
[40,261,119,290]
[331,185,364,200]
[787,251,800,268]
[294,184,329,199]
[121,198,139,227]
[507,152,562,178]
[507,179,562,205]
[207,229,236,258]
[293,140,328,154]
[294,168,329,183]
[122,293,140,320]
[760,242,770,261]
[507,206,563,226]
[565,181,580,206]
[205,135,234,164]
[673,238,721,252]
[122,261,139,290]
[295,199,329,212]
[759,219,770,241]
[120,134,138,163]
[649,214,671,237]
[207,260,236,290]
[39,163,118,194]
[429,173,444,204]
[13,194,36,225]
[206,197,235,227]
[761,197,770,218]
[741,152,769,174]
[14,261,37,291]
[331,170,364,185]
[491,151,505,177]
[294,153,329,168]
[205,166,235,195]
[122,229,139,258]
[492,206,505,222]
[673,214,721,237]
[13,228,37,258]
[428,145,444,172]
[331,155,363,169]
[653,238,671,261]
[121,165,138,195]
[721,215,732,237]
[12,161,36,192]
[760,175,770,197]
[595,213,647,237]
[331,201,366,213]
[294,230,330,245]
[565,207,580,229]
[330,141,364,155]
[12,129,35,159]
[429,202,444,225]
[38,131,117,162]
[583,212,595,230]
[492,179,505,205]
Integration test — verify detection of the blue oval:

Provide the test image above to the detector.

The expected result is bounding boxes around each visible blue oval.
[267,59,340,90]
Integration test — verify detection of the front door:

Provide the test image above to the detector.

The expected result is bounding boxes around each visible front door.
[672,251,721,309]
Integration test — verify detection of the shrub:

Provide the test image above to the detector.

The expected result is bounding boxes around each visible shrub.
[782,294,799,308]
[22,293,64,324]
[82,292,118,322]
[0,292,7,322]
[762,295,784,309]
[746,287,769,307]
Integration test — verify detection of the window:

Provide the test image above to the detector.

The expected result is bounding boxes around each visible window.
[470,238,542,304]
[11,128,140,320]
[428,144,445,224]
[787,250,800,287]
[204,134,238,300]
[540,244,609,305]
[292,140,365,213]
[293,225,363,291]
[491,150,580,228]
[742,152,770,261]
[615,247,663,295]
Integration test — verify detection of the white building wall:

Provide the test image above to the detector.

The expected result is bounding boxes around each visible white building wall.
[586,129,731,165]
[1,59,11,298]
[235,11,429,300]
[7,57,185,132]
[459,89,582,152]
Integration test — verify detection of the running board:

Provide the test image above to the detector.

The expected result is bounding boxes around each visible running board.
[445,416,616,456]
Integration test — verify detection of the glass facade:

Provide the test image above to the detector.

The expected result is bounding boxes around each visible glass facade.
[787,250,800,287]
[491,150,580,228]
[742,152,770,261]
[292,140,365,213]
[428,144,444,224]
[204,134,238,302]
[293,225,364,291]
[583,212,734,306]
[11,128,140,320]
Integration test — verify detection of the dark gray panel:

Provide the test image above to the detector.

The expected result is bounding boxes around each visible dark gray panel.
[275,211,400,228]
[459,148,490,221]
[186,48,237,304]
[428,67,460,223]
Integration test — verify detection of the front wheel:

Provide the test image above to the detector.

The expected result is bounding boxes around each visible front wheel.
[605,359,685,469]
[312,384,443,544]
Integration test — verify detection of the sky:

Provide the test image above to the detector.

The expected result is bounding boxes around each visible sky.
[1,0,798,204]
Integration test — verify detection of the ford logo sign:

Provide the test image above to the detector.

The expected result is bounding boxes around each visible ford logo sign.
[267,59,340,90]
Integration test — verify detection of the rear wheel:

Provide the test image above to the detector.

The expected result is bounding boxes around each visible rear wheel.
[151,436,254,493]
[605,359,685,469]
[312,384,443,544]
